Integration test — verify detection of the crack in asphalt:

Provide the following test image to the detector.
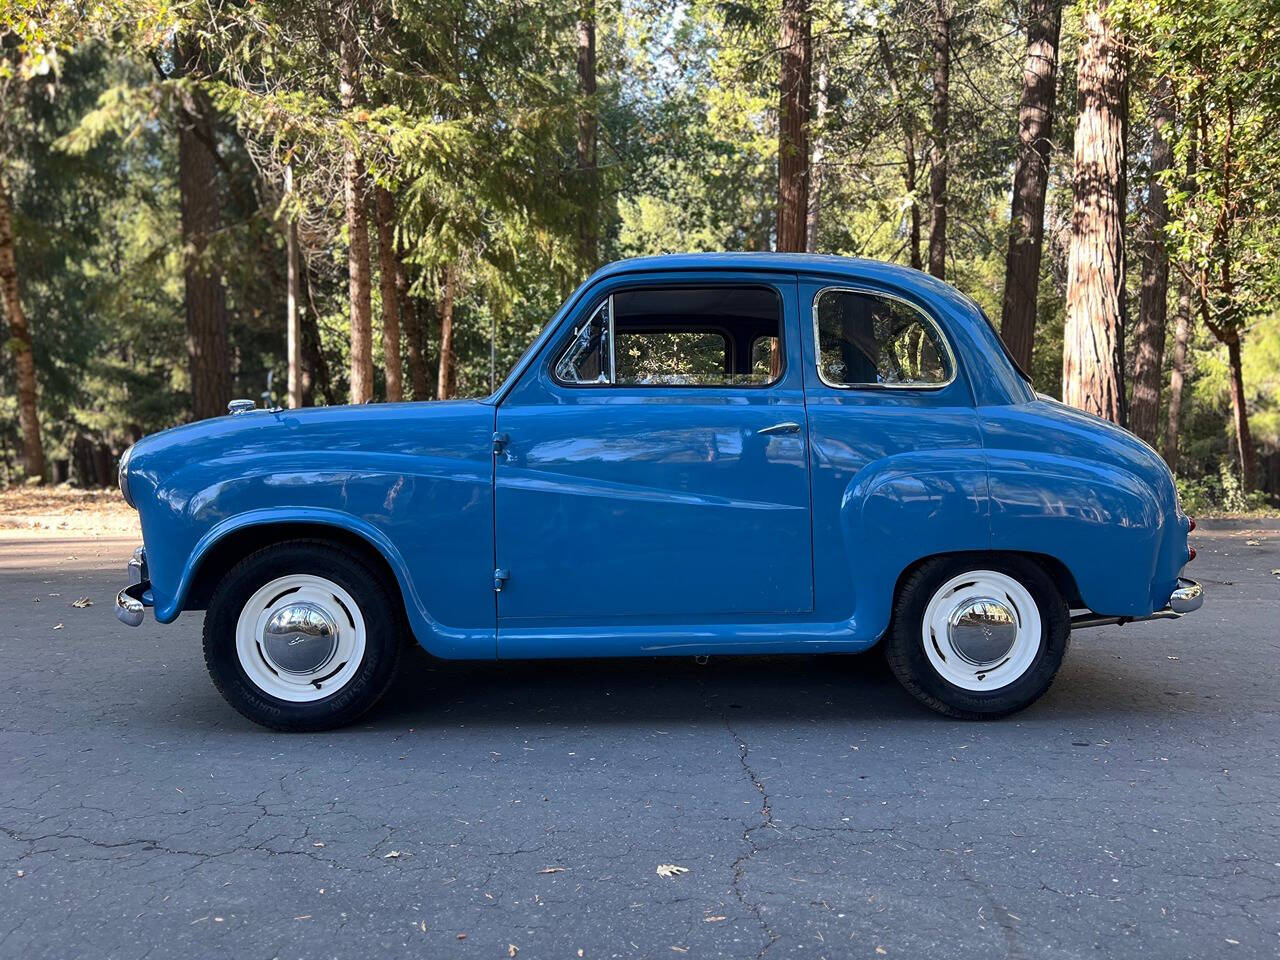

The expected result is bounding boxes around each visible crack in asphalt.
[725,719,781,960]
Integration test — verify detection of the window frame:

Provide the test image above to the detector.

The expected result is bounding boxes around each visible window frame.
[810,285,958,392]
[549,283,787,390]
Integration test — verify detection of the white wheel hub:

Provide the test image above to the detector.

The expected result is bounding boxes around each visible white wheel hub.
[921,570,1041,691]
[234,574,366,702]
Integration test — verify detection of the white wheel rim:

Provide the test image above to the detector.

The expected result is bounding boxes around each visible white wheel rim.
[234,574,366,703]
[921,569,1042,692]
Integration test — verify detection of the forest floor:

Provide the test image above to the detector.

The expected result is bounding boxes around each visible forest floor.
[0,486,140,537]
[0,524,1277,958]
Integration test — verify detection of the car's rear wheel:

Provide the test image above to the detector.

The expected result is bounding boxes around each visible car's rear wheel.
[884,555,1069,719]
[203,541,402,731]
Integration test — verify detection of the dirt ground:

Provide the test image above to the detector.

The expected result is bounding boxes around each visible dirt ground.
[0,485,141,538]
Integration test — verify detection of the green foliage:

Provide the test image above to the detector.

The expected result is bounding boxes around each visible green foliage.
[0,0,1276,502]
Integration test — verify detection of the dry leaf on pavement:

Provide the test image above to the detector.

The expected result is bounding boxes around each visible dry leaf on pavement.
[656,864,689,878]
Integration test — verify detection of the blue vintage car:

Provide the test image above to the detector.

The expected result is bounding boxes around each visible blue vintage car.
[116,253,1202,729]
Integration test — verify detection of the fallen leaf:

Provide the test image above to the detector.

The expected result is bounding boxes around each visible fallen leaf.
[383,850,402,859]
[456,932,467,940]
[295,915,311,921]
[656,864,689,878]
[577,951,584,958]
[538,866,566,874]
[1166,656,1180,661]
[72,597,92,608]
[53,623,63,630]
[1245,540,1260,546]
[671,948,688,954]
[313,841,325,847]
[15,870,24,878]
[704,916,727,923]
[1226,939,1240,945]
[509,945,519,957]
[876,949,887,956]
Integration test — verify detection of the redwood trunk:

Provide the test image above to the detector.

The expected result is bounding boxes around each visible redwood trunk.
[176,39,232,421]
[877,31,922,270]
[1161,278,1191,470]
[340,8,374,404]
[0,183,44,481]
[776,0,811,253]
[374,187,403,402]
[805,51,828,252]
[999,0,1061,371]
[927,0,950,279]
[436,266,457,400]
[1062,0,1127,425]
[1129,76,1174,446]
[576,7,599,268]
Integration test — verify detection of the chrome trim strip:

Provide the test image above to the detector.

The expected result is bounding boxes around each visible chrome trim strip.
[810,284,959,391]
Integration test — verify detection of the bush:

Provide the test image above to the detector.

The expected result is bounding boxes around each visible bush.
[1176,461,1272,515]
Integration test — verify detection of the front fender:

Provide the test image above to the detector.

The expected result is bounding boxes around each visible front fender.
[128,401,497,658]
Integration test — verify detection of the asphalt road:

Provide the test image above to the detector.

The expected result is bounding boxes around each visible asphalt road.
[2,524,1278,960]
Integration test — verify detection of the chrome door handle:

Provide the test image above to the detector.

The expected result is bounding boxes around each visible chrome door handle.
[757,421,802,436]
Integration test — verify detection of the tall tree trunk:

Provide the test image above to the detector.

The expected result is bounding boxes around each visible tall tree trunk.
[877,31,922,270]
[339,7,374,404]
[175,38,231,421]
[0,182,44,481]
[927,0,951,279]
[776,0,811,253]
[805,49,828,252]
[299,270,332,407]
[1223,331,1256,489]
[397,254,431,401]
[1128,76,1175,446]
[1062,0,1127,425]
[1161,277,1191,470]
[373,187,404,402]
[284,165,303,409]
[436,265,457,401]
[999,0,1061,371]
[576,5,599,268]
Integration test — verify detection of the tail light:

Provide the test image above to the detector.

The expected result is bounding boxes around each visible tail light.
[1188,546,1197,562]
[1188,516,1197,532]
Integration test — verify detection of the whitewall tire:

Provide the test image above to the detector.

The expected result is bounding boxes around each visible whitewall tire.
[203,541,402,731]
[885,555,1069,719]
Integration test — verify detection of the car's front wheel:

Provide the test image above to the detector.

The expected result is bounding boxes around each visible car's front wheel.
[203,541,402,731]
[884,555,1069,719]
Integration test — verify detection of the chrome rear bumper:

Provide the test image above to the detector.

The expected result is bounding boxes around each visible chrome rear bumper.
[1071,577,1204,630]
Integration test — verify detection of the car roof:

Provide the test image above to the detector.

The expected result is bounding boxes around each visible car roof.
[588,252,958,298]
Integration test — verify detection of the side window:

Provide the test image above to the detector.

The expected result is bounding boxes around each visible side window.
[814,289,952,388]
[553,285,784,387]
[616,331,728,386]
[554,298,612,384]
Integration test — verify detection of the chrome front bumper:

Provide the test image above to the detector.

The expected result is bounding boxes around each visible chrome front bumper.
[1071,577,1204,630]
[115,547,152,627]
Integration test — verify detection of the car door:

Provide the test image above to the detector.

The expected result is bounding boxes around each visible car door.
[493,271,814,645]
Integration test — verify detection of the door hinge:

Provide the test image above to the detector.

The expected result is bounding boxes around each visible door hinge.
[493,568,510,592]
[492,432,510,455]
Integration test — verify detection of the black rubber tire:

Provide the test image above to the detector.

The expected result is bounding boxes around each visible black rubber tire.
[202,540,402,731]
[884,555,1069,720]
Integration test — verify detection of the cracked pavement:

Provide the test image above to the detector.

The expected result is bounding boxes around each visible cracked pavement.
[2,523,1278,959]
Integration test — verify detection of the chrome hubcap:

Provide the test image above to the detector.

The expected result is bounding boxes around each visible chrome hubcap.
[261,601,340,676]
[947,598,1017,666]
